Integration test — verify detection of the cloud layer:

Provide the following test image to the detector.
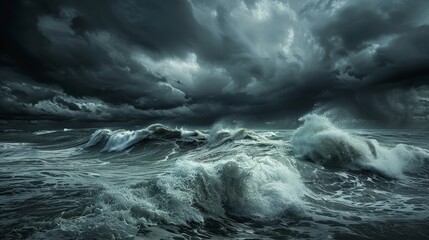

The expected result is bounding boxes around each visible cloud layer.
[1,0,428,126]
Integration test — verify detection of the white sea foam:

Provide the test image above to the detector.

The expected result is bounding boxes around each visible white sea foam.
[32,153,305,239]
[103,130,149,152]
[291,114,429,178]
[84,129,112,148]
[33,130,58,135]
[155,153,305,219]
[207,127,267,147]
[85,124,268,152]
[33,128,73,135]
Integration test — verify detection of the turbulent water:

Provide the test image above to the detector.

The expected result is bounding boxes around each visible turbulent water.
[1,114,429,240]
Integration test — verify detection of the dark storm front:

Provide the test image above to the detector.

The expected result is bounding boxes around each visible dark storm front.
[1,114,429,239]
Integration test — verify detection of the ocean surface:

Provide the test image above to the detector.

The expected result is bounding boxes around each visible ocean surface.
[1,114,429,239]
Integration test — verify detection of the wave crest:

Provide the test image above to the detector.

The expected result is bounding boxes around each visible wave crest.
[33,153,304,239]
[84,124,206,152]
[84,124,268,152]
[291,114,429,178]
[208,128,267,147]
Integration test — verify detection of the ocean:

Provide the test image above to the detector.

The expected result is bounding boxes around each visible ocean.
[1,114,429,239]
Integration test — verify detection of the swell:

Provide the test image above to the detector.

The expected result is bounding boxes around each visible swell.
[291,114,429,178]
[30,152,305,239]
[84,124,269,152]
[13,118,429,239]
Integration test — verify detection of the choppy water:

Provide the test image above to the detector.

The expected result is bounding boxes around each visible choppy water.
[1,114,429,239]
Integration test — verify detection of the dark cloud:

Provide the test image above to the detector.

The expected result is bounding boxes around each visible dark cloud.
[314,0,424,54]
[0,0,428,126]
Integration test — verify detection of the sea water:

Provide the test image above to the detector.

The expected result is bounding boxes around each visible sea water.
[1,115,429,239]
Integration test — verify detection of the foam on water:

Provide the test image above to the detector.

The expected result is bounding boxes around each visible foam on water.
[207,127,268,147]
[84,124,269,152]
[33,130,59,135]
[2,122,429,239]
[32,153,305,239]
[84,124,183,152]
[291,114,429,178]
[33,128,73,135]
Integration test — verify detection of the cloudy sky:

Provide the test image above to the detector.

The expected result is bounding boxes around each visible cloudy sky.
[1,0,428,127]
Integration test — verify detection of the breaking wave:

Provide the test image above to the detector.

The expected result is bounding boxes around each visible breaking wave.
[84,124,206,152]
[32,153,305,239]
[207,127,268,147]
[291,114,429,178]
[84,124,268,152]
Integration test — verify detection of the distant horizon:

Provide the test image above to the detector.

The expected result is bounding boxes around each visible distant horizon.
[2,116,429,131]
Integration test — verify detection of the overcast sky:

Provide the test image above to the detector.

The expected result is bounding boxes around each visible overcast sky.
[1,0,428,127]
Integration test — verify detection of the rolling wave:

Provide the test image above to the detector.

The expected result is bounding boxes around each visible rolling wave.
[84,124,206,152]
[291,114,429,178]
[31,153,305,239]
[3,116,429,239]
[84,124,268,152]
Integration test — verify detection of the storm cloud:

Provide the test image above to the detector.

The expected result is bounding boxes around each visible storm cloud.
[0,0,428,127]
